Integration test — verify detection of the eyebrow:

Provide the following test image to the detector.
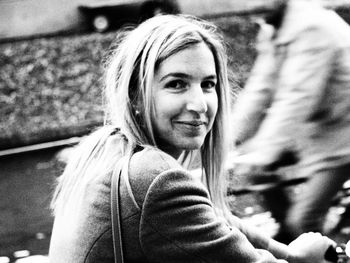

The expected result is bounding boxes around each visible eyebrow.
[160,72,217,82]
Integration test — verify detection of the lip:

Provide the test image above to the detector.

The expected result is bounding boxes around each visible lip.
[174,120,207,126]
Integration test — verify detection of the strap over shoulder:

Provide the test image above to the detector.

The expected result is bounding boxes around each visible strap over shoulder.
[111,155,130,263]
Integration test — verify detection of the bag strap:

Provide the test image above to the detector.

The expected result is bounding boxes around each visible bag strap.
[111,156,127,263]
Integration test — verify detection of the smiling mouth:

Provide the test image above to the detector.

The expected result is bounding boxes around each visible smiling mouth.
[175,120,207,126]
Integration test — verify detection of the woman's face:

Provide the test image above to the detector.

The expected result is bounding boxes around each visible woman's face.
[151,42,218,158]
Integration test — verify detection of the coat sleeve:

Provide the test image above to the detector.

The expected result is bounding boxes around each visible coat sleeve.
[139,169,286,263]
[227,215,289,260]
[242,26,337,158]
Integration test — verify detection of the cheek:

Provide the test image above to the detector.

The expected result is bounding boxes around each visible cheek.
[152,94,180,123]
[153,98,169,118]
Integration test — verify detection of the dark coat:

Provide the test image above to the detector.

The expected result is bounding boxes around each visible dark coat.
[49,147,285,262]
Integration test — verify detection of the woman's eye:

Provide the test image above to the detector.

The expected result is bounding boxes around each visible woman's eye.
[201,80,217,91]
[166,80,186,90]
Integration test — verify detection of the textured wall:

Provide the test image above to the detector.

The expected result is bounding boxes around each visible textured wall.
[0,16,258,150]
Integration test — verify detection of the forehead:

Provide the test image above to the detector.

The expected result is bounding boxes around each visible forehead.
[156,42,217,77]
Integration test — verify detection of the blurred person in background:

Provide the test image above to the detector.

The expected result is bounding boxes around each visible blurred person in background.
[49,14,334,263]
[232,0,350,243]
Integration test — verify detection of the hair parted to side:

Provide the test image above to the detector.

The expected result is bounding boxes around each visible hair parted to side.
[52,14,234,219]
[104,14,233,216]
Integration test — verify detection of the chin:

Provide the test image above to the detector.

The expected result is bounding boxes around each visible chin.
[179,139,205,151]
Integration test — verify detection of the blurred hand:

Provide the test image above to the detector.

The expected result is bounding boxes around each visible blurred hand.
[254,19,275,53]
[287,232,336,263]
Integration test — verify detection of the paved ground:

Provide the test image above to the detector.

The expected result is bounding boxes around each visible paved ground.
[0,148,64,263]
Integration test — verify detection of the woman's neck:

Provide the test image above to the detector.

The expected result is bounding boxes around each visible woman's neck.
[159,145,182,159]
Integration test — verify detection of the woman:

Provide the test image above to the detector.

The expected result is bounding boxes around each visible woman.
[49,14,333,262]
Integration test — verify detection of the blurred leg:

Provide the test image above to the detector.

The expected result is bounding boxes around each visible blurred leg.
[249,173,294,243]
[285,163,350,237]
[262,185,295,244]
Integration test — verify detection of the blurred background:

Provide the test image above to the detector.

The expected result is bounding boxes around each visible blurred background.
[1,0,350,262]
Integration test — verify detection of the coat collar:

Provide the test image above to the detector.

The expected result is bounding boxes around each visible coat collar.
[273,0,328,45]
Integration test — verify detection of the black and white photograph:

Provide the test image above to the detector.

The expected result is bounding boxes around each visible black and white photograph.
[1,0,350,262]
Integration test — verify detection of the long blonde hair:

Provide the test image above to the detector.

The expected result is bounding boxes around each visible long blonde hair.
[52,14,233,219]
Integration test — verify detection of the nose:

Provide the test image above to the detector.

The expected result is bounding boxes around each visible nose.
[186,84,208,113]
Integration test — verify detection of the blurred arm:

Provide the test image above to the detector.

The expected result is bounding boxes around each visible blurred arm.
[239,26,336,162]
